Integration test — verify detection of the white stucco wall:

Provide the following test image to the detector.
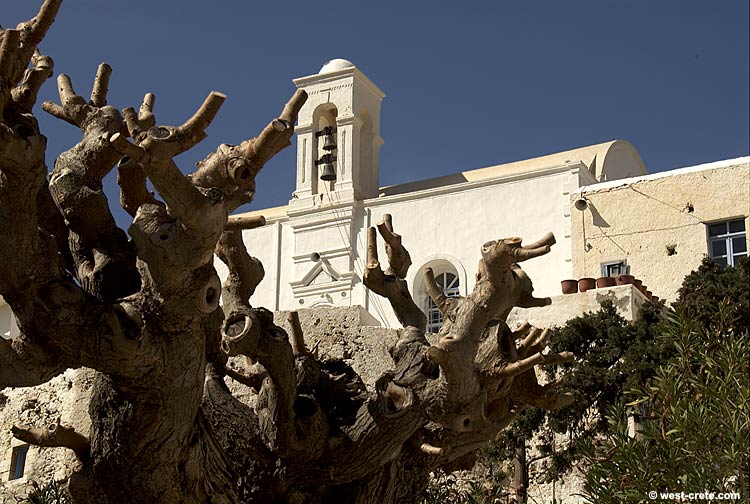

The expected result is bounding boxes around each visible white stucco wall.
[232,163,594,328]
[571,157,750,302]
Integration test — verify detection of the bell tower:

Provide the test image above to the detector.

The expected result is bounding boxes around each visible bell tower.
[290,59,385,209]
[285,60,385,311]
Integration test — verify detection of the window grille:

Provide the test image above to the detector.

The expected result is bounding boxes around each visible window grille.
[426,271,460,333]
[601,260,627,277]
[707,219,747,267]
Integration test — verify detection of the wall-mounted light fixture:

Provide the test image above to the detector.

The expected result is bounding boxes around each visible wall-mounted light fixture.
[574,197,589,211]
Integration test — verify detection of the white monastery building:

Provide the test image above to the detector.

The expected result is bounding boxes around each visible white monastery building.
[0,59,748,493]
[218,58,747,329]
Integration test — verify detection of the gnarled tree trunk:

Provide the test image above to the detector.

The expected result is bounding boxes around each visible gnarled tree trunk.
[0,3,574,502]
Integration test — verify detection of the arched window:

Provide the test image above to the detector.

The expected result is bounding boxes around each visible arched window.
[425,269,460,333]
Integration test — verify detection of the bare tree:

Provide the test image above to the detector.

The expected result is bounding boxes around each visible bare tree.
[0,2,573,502]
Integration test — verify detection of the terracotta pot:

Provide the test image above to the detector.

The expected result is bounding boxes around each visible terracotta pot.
[645,290,653,301]
[578,277,596,292]
[652,296,661,304]
[616,274,635,286]
[633,278,643,290]
[561,279,578,295]
[596,276,616,288]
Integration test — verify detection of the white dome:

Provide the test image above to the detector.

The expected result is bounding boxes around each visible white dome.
[319,58,355,74]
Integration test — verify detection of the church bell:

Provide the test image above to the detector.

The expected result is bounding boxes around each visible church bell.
[322,131,337,151]
[320,162,336,181]
[318,154,337,181]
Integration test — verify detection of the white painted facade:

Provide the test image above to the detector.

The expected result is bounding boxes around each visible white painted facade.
[217,60,649,328]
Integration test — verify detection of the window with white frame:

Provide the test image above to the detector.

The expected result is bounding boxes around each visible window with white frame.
[425,271,460,333]
[707,219,747,267]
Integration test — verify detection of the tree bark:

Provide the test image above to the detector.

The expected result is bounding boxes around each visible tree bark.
[512,436,529,504]
[0,4,576,503]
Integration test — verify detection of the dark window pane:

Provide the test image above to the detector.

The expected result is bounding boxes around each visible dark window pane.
[11,445,28,480]
[708,223,726,237]
[711,240,727,257]
[732,237,747,254]
[714,257,728,267]
[729,219,746,233]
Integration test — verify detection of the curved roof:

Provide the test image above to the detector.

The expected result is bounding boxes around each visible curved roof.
[319,59,355,74]
[379,140,647,196]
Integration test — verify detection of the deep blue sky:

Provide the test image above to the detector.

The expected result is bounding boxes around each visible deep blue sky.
[4,1,749,227]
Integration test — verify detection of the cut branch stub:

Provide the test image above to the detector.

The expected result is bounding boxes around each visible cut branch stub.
[109,92,227,227]
[190,89,308,213]
[221,310,259,356]
[364,224,426,333]
[122,92,156,142]
[287,311,307,355]
[12,421,89,459]
[376,214,411,278]
[423,266,457,321]
[89,62,111,107]
[480,232,556,272]
[0,30,22,114]
[215,229,265,308]
[10,50,54,114]
[225,214,266,231]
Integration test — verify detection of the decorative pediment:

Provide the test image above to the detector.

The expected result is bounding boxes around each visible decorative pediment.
[290,259,355,298]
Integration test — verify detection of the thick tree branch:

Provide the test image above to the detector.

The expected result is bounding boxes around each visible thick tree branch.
[44,65,138,301]
[287,311,307,355]
[0,29,21,114]
[109,91,226,228]
[12,0,61,73]
[190,89,308,213]
[116,155,157,218]
[89,62,111,107]
[10,51,53,113]
[0,336,65,388]
[12,421,89,459]
[423,266,458,321]
[423,233,559,434]
[215,230,265,310]
[364,222,426,333]
[0,1,60,115]
[225,215,266,231]
[221,308,327,460]
[376,214,411,278]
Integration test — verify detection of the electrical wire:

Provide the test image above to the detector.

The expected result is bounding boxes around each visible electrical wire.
[321,184,391,326]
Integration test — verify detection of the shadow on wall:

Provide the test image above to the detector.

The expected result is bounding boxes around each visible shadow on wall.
[589,202,610,228]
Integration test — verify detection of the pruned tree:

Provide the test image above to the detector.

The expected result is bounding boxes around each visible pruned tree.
[1,3,573,503]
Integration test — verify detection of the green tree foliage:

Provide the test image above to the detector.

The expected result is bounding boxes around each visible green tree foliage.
[675,256,749,333]
[487,299,671,490]
[580,257,749,502]
[580,306,749,502]
[542,301,672,474]
[18,480,71,504]
[436,257,749,502]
